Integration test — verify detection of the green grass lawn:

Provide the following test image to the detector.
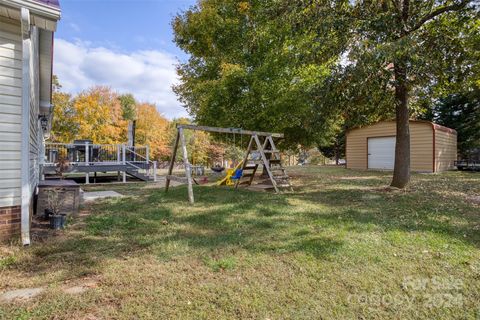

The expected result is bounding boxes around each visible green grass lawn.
[1,166,479,319]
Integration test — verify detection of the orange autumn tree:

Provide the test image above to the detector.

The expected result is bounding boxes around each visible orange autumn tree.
[73,86,128,144]
[52,82,171,158]
[135,103,170,160]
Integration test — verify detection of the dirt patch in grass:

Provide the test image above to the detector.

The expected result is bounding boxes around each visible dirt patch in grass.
[62,276,100,295]
[466,195,480,206]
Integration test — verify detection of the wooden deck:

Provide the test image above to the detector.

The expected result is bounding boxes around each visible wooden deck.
[43,143,157,183]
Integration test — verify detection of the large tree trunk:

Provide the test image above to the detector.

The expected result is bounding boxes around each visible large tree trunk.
[334,141,339,165]
[391,61,411,188]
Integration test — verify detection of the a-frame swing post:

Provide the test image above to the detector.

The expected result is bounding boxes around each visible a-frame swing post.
[179,127,195,204]
[234,135,254,189]
[167,124,288,203]
[267,136,293,191]
[165,130,180,192]
[253,134,280,193]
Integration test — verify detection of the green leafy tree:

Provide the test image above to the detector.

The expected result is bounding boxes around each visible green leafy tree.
[424,88,480,158]
[277,0,478,186]
[51,76,77,142]
[118,93,137,121]
[287,0,478,186]
[319,132,345,165]
[325,0,477,187]
[172,0,345,149]
[173,0,478,188]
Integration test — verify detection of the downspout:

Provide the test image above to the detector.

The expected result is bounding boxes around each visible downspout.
[20,7,31,246]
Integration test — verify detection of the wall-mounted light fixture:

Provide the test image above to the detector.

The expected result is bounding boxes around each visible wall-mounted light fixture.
[39,114,48,131]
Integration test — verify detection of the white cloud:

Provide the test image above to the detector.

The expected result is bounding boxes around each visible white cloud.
[53,38,188,119]
[68,22,81,33]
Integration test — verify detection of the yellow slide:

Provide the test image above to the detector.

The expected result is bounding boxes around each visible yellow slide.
[217,161,244,186]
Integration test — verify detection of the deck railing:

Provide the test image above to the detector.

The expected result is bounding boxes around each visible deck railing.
[44,142,157,182]
[45,143,147,165]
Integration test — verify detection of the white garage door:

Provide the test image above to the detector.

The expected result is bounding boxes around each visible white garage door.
[368,137,396,170]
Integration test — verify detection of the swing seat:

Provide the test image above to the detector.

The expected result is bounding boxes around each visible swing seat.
[231,169,243,181]
[211,166,225,173]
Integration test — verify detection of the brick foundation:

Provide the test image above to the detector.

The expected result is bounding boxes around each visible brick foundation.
[0,206,21,242]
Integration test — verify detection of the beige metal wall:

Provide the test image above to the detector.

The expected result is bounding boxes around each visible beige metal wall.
[346,121,434,172]
[434,129,457,172]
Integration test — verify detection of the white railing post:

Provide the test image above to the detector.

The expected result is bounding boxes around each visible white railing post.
[85,141,90,184]
[146,146,149,164]
[122,144,126,183]
[153,161,157,182]
[85,142,89,165]
[117,144,121,163]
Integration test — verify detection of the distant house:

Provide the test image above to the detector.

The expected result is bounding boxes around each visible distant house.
[346,120,457,173]
[0,0,61,244]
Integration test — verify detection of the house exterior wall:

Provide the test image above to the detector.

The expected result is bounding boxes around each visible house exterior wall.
[346,121,435,172]
[0,205,21,241]
[0,15,42,242]
[434,128,457,172]
[0,2,60,244]
[0,16,22,209]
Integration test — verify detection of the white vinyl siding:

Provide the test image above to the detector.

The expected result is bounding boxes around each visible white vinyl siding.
[0,16,21,207]
[0,0,60,244]
[0,17,43,208]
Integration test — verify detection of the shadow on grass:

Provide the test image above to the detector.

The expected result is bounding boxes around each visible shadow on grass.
[10,169,479,282]
[11,185,343,280]
[292,187,480,248]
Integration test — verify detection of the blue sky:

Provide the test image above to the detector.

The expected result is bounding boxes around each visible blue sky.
[53,0,197,119]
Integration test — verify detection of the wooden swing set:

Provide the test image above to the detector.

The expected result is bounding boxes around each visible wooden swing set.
[165,124,292,204]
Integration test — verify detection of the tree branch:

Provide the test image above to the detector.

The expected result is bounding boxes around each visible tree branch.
[389,0,402,15]
[402,0,410,23]
[406,0,472,35]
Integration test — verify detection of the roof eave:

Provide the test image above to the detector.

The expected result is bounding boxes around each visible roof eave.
[2,0,60,20]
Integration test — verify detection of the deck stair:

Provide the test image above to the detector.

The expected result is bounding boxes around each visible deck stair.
[125,162,155,181]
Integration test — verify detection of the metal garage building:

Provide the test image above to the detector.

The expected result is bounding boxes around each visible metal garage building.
[346,120,457,173]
